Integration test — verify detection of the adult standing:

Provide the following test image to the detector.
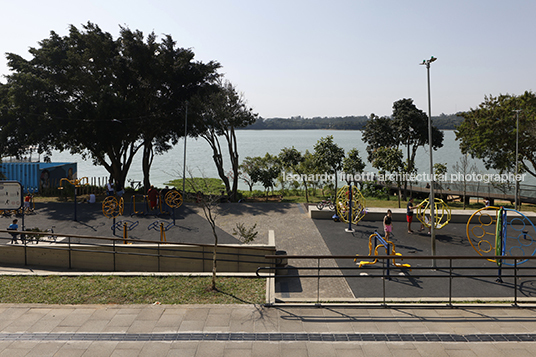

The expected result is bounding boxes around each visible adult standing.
[106,179,114,196]
[406,198,417,233]
[147,185,159,210]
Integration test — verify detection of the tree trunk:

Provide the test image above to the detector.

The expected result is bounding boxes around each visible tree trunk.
[227,128,240,202]
[142,140,154,191]
[203,133,232,198]
[302,178,309,203]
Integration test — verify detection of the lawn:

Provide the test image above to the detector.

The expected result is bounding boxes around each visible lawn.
[0,276,265,305]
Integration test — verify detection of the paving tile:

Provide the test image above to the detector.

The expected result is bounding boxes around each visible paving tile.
[195,342,225,357]
[280,344,309,357]
[184,308,210,321]
[53,348,86,357]
[467,343,505,357]
[0,346,34,357]
[26,341,64,356]
[205,314,231,328]
[251,342,281,357]
[107,314,138,327]
[137,341,171,357]
[306,341,337,357]
[127,320,157,333]
[79,341,120,356]
[75,319,110,333]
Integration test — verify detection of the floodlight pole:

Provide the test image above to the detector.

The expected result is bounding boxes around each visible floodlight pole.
[183,101,188,196]
[420,56,437,267]
[514,109,521,210]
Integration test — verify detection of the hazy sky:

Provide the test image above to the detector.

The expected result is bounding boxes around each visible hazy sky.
[1,0,534,118]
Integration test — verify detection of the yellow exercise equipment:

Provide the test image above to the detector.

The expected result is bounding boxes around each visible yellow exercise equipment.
[415,197,451,229]
[355,232,410,269]
[336,185,366,224]
[102,196,124,218]
[165,190,183,208]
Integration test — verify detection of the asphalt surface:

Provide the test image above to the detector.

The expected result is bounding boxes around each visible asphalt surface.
[314,217,536,300]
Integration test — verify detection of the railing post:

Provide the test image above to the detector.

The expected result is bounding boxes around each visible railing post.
[113,239,116,272]
[316,258,321,306]
[448,258,453,307]
[514,259,518,307]
[158,242,161,272]
[68,236,72,269]
[24,235,27,266]
[382,261,386,307]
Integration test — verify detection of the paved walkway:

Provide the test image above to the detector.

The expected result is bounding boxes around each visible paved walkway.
[2,202,536,355]
[1,304,536,356]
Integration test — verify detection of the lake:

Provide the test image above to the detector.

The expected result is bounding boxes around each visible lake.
[50,130,532,190]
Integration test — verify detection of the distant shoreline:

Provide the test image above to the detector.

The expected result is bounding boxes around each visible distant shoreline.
[242,114,463,131]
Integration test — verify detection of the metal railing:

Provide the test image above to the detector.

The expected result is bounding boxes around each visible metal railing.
[0,229,274,273]
[258,255,536,307]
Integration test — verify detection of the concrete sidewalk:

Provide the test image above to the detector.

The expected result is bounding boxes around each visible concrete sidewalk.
[1,304,536,356]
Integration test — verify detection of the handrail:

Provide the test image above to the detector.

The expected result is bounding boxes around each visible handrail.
[264,254,536,260]
[0,229,272,251]
[259,255,536,307]
[0,229,275,272]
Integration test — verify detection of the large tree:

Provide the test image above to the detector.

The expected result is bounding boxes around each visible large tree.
[191,80,257,201]
[456,91,536,178]
[1,22,219,189]
[313,135,345,195]
[362,99,444,198]
[279,147,310,201]
[342,148,366,186]
[371,147,405,208]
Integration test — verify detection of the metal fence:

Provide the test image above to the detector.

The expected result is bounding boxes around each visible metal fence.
[0,230,274,273]
[258,255,536,307]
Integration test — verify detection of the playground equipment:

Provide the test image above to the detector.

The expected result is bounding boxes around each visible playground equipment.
[415,197,451,229]
[164,190,183,224]
[466,206,536,282]
[129,194,148,216]
[102,196,125,236]
[58,177,89,221]
[112,220,139,244]
[148,220,175,242]
[354,231,411,276]
[336,184,366,232]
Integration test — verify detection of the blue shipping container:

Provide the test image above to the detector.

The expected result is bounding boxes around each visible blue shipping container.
[0,162,77,193]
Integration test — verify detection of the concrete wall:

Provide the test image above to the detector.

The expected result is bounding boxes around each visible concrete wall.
[0,243,276,273]
[309,206,536,225]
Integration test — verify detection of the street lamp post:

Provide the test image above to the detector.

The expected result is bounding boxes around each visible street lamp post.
[513,109,521,210]
[182,101,188,196]
[420,56,437,267]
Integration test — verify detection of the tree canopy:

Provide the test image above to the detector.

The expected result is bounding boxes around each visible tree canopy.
[456,91,536,178]
[1,22,220,189]
[362,98,444,198]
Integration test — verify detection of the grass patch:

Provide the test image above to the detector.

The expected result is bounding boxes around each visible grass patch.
[0,276,265,305]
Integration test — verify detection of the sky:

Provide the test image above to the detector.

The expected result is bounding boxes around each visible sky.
[1,0,535,118]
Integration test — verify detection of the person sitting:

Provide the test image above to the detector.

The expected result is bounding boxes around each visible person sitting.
[7,219,20,244]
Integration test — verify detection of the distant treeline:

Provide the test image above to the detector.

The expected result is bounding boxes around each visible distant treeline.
[243,113,464,130]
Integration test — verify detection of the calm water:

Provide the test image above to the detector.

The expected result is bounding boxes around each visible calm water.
[50,130,529,189]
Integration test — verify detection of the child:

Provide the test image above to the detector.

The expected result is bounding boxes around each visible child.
[383,209,393,240]
[419,215,431,235]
